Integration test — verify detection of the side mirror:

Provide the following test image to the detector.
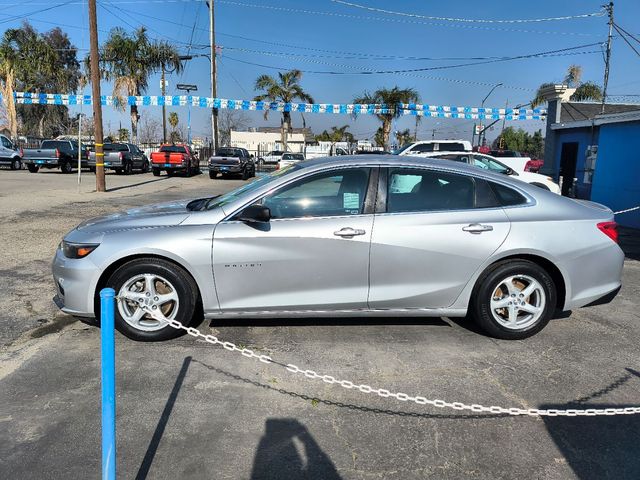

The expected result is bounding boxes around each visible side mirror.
[237,204,271,223]
[506,167,517,176]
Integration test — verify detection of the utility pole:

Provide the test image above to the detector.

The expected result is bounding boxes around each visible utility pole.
[209,0,219,152]
[601,1,614,114]
[161,65,167,143]
[88,0,105,192]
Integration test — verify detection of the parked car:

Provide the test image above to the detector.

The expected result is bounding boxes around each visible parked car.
[208,147,255,180]
[23,139,89,173]
[277,153,305,169]
[53,155,623,342]
[488,150,533,172]
[432,153,560,193]
[88,143,149,175]
[395,140,472,156]
[150,144,199,177]
[0,134,22,170]
[257,150,284,166]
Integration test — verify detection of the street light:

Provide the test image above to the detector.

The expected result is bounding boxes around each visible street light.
[176,83,198,145]
[478,83,503,147]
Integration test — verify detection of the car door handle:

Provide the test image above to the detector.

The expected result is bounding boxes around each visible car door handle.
[462,223,493,234]
[334,227,366,237]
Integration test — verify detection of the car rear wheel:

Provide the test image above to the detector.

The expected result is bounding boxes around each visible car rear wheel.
[106,258,199,341]
[11,158,21,170]
[60,162,73,174]
[27,164,39,173]
[152,168,160,176]
[242,166,250,180]
[471,260,556,340]
[123,161,133,175]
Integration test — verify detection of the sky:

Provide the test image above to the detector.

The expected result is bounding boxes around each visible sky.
[2,0,640,143]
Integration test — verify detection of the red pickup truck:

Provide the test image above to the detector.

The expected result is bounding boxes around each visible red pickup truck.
[150,144,200,177]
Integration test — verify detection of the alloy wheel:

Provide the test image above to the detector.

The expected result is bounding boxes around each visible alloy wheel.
[489,274,546,330]
[117,273,180,332]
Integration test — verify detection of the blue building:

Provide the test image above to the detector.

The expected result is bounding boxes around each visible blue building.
[541,87,640,228]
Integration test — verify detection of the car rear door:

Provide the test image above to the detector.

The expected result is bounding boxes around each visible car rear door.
[368,166,510,309]
[213,167,377,312]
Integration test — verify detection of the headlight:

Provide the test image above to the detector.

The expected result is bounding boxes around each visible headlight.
[62,241,99,259]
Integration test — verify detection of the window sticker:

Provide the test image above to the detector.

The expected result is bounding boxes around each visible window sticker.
[343,192,360,210]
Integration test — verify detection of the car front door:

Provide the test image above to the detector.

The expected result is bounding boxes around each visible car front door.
[213,167,376,312]
[368,167,511,309]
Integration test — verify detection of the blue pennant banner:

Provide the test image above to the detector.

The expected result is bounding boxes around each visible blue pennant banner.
[5,92,546,120]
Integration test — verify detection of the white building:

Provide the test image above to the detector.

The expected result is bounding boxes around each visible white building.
[230,130,307,155]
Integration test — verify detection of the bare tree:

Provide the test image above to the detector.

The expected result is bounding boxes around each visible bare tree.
[138,116,162,144]
[219,109,249,146]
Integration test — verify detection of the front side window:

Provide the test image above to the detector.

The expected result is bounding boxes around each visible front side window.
[387,168,475,213]
[1,136,12,148]
[262,168,370,219]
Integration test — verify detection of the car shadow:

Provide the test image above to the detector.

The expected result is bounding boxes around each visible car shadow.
[135,356,192,480]
[106,177,169,193]
[541,368,640,480]
[250,418,342,480]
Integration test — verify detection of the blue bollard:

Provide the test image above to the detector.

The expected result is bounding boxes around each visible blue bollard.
[100,288,116,480]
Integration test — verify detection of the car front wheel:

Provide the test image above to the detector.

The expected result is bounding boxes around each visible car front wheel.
[105,258,199,341]
[471,260,556,340]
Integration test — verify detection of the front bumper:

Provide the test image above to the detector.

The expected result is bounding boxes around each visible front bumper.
[209,163,242,173]
[51,247,100,318]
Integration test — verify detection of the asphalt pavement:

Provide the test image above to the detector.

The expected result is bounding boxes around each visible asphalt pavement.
[1,168,639,479]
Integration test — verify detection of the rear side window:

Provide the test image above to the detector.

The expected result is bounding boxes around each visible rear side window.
[387,168,475,213]
[409,143,435,153]
[489,182,528,206]
[440,143,466,152]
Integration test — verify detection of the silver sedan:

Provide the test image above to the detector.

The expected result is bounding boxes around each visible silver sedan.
[52,156,624,341]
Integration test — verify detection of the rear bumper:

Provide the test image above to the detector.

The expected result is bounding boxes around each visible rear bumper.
[152,163,187,170]
[584,285,621,307]
[24,159,59,167]
[209,163,242,173]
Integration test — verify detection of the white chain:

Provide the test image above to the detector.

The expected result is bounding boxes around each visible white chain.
[137,307,640,417]
[614,206,640,215]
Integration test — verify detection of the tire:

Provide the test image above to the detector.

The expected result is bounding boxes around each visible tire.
[141,161,149,173]
[209,170,217,179]
[251,164,256,177]
[123,161,133,175]
[152,168,160,177]
[242,166,250,180]
[11,158,22,170]
[60,162,73,174]
[530,182,550,191]
[470,260,556,340]
[185,164,192,177]
[104,258,199,342]
[27,164,39,173]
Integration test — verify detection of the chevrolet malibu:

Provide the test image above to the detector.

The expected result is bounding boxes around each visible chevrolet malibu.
[52,156,624,341]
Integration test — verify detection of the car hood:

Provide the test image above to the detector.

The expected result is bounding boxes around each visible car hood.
[75,199,192,233]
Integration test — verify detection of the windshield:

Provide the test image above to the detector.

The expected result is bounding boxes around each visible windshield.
[216,148,241,157]
[471,155,510,174]
[391,144,413,155]
[204,164,301,210]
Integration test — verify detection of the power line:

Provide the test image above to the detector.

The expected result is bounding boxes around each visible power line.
[613,23,640,45]
[331,0,606,24]
[0,0,76,25]
[223,42,603,75]
[613,24,640,57]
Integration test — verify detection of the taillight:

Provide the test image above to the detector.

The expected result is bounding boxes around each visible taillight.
[597,221,618,243]
[19,147,24,157]
[276,162,280,170]
[55,149,60,158]
[119,152,123,161]
[524,160,534,172]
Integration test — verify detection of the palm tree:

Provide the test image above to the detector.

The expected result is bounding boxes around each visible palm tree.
[253,69,314,150]
[396,128,414,146]
[168,111,180,143]
[531,65,602,107]
[91,27,182,143]
[353,87,420,150]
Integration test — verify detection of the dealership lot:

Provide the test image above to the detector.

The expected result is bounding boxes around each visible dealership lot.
[1,170,639,479]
